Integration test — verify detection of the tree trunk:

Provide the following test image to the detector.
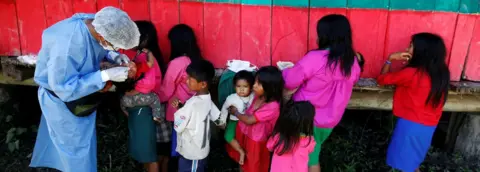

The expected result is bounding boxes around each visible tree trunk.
[455,113,480,159]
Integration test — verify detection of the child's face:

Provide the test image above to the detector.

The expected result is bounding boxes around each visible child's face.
[127,62,137,78]
[406,43,414,54]
[253,78,264,97]
[186,75,207,92]
[235,79,251,97]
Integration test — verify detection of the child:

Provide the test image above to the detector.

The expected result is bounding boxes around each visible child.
[117,21,168,172]
[227,66,284,172]
[267,101,316,172]
[219,70,255,165]
[377,32,450,172]
[282,14,361,172]
[172,59,220,172]
[158,24,203,158]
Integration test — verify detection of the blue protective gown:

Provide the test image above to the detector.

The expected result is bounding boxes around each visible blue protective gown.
[30,14,107,172]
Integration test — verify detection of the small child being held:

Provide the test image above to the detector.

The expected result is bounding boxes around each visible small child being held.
[267,101,316,172]
[172,59,220,172]
[219,70,255,165]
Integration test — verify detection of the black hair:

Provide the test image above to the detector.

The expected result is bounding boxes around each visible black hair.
[113,74,145,93]
[271,101,315,155]
[168,24,203,63]
[134,20,166,74]
[255,66,284,103]
[233,70,255,89]
[407,32,450,107]
[186,59,215,86]
[316,14,356,77]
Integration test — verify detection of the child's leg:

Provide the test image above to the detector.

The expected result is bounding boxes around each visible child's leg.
[224,120,245,165]
[143,162,159,172]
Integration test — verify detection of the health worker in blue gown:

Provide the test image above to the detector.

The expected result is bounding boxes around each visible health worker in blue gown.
[30,7,140,172]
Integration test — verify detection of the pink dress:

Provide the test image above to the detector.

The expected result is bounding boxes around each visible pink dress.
[132,52,162,94]
[282,50,361,128]
[158,56,195,122]
[267,134,316,172]
[227,97,280,172]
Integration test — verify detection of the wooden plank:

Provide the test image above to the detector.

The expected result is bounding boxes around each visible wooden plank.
[308,8,347,50]
[383,11,457,72]
[449,14,476,81]
[16,0,47,55]
[150,0,179,62]
[0,0,21,56]
[463,16,480,81]
[203,2,241,67]
[271,1,308,64]
[120,0,150,21]
[179,1,205,58]
[240,4,272,66]
[72,0,97,13]
[97,0,121,9]
[349,90,480,112]
[348,9,389,78]
[44,0,73,27]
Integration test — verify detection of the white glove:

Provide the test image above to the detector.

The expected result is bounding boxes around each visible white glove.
[101,66,129,82]
[114,54,130,65]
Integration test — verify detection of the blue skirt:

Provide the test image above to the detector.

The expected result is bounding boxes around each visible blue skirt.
[387,117,436,172]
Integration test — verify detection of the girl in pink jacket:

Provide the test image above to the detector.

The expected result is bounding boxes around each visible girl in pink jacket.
[282,14,361,172]
[158,24,203,158]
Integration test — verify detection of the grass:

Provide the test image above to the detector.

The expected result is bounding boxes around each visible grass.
[0,89,479,172]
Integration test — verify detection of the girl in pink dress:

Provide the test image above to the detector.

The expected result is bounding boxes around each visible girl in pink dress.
[267,101,316,172]
[227,66,284,172]
[158,24,203,158]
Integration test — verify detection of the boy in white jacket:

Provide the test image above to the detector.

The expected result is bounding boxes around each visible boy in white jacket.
[172,59,220,172]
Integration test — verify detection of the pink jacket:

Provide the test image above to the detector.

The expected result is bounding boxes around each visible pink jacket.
[159,56,195,121]
[133,53,163,95]
[282,50,360,128]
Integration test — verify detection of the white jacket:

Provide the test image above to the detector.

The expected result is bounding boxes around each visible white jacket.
[219,93,254,125]
[173,94,220,160]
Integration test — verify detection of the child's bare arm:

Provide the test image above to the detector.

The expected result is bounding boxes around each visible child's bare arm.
[143,49,155,68]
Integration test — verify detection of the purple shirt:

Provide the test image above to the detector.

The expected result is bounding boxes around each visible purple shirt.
[282,50,360,128]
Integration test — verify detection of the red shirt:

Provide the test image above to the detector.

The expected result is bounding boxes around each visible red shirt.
[135,62,150,79]
[377,67,444,126]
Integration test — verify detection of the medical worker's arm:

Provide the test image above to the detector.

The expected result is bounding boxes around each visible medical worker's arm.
[47,44,105,102]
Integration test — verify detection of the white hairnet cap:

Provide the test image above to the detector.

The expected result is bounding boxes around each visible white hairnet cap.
[92,6,140,49]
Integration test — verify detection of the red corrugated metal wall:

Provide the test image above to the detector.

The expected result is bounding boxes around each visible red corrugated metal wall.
[0,0,479,81]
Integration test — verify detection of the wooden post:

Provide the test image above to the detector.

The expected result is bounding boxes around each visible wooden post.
[455,113,480,159]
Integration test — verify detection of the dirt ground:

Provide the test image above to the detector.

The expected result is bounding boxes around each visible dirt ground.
[0,86,479,172]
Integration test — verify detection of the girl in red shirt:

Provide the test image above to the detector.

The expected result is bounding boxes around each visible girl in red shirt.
[377,32,450,172]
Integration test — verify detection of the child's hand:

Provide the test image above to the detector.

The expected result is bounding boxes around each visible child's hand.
[142,48,150,54]
[153,117,163,123]
[389,52,412,61]
[172,98,181,109]
[228,106,239,115]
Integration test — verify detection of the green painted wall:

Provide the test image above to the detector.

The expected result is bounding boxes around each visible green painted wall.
[204,0,479,13]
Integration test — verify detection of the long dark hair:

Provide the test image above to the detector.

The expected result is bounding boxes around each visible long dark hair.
[134,21,166,74]
[407,32,450,107]
[255,66,284,103]
[168,24,202,63]
[316,14,356,77]
[271,101,315,155]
